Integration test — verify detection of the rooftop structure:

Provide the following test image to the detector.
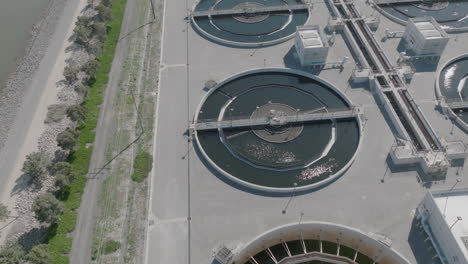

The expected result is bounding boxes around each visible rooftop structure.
[294,25,329,66]
[402,17,449,56]
[417,188,468,264]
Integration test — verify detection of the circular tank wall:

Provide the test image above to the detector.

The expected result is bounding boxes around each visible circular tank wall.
[193,69,362,193]
[233,222,412,264]
[192,0,310,47]
[376,1,468,30]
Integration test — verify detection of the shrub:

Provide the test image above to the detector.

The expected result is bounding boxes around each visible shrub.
[96,4,112,22]
[63,62,80,84]
[27,244,52,264]
[86,40,104,56]
[0,203,10,222]
[102,240,120,255]
[73,25,92,46]
[92,23,108,42]
[74,84,89,98]
[101,0,113,7]
[66,105,87,123]
[131,151,153,182]
[54,173,77,193]
[57,128,80,152]
[75,16,92,28]
[0,242,25,264]
[81,59,100,77]
[49,162,72,176]
[32,193,64,224]
[22,152,50,185]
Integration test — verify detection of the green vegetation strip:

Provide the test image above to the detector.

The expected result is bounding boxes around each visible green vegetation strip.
[46,0,128,263]
[131,151,153,183]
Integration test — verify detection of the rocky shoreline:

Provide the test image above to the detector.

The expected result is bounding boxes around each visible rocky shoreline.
[0,0,68,151]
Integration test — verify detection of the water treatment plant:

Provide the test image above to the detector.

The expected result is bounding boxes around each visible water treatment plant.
[146,0,468,263]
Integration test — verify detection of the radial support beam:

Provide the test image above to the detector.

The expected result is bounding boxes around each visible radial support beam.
[300,234,307,254]
[192,108,361,131]
[266,248,279,263]
[282,240,292,257]
[191,4,309,17]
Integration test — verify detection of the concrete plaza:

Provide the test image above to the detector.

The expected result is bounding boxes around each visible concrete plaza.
[146,0,468,263]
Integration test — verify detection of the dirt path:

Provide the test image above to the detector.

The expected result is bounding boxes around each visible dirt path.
[69,0,140,262]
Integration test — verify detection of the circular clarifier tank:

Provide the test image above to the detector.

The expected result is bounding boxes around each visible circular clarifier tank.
[377,1,468,29]
[437,54,468,128]
[233,222,412,264]
[193,69,362,193]
[191,0,310,47]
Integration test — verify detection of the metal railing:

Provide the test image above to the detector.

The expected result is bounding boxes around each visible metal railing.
[191,4,309,17]
[192,107,360,131]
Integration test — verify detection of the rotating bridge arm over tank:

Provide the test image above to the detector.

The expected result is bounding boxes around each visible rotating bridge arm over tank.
[191,4,310,18]
[191,107,361,131]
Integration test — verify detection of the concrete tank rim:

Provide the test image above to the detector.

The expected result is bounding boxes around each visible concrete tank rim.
[233,221,413,264]
[193,68,364,194]
[372,2,468,33]
[190,0,312,48]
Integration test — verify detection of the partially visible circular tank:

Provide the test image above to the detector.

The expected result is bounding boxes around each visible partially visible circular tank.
[436,54,468,131]
[376,1,468,31]
[193,69,362,193]
[191,0,310,47]
[234,222,412,264]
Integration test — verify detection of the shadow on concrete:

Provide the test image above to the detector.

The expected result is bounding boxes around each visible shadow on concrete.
[408,217,443,264]
[191,138,346,198]
[283,47,324,75]
[384,155,435,188]
[396,40,440,72]
[373,98,404,141]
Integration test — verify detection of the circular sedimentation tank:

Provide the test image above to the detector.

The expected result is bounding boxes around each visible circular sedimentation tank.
[191,0,310,47]
[437,54,468,128]
[193,69,362,192]
[377,1,468,30]
[233,222,412,264]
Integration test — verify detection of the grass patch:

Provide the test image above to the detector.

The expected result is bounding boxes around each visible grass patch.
[102,240,121,255]
[46,0,128,263]
[131,151,153,182]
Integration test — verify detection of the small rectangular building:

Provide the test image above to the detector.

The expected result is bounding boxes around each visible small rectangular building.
[417,188,468,264]
[402,17,449,56]
[294,25,329,66]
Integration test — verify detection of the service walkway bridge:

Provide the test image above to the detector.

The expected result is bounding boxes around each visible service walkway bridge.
[447,100,468,110]
[191,4,309,18]
[192,108,361,131]
[374,0,459,4]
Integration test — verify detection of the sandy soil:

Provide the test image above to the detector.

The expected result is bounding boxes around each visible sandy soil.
[0,0,89,245]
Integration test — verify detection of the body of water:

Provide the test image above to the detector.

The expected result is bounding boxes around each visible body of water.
[0,0,50,90]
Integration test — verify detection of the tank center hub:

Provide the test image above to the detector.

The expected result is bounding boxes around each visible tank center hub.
[232,2,271,23]
[250,103,304,143]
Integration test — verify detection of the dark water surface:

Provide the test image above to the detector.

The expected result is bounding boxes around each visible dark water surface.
[0,0,50,90]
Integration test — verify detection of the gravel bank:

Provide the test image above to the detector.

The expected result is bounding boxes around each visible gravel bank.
[0,0,68,150]
[0,0,89,246]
